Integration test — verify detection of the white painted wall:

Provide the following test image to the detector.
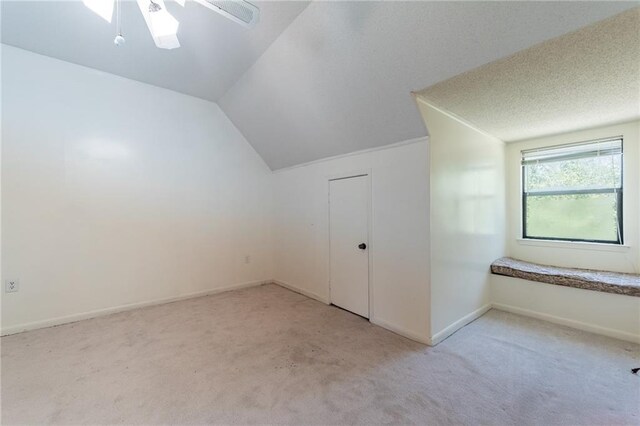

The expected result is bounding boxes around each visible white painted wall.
[416,98,506,344]
[272,140,430,343]
[493,120,640,343]
[3,47,635,346]
[492,276,640,342]
[1,46,274,334]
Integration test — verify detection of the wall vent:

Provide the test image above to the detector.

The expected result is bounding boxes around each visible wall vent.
[197,0,259,28]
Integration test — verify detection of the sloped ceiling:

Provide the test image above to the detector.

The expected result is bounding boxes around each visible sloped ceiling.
[1,0,309,101]
[2,1,638,170]
[220,1,637,170]
[418,8,640,143]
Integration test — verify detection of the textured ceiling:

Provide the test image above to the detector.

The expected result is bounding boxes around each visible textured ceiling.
[0,0,309,101]
[418,8,640,143]
[219,1,638,170]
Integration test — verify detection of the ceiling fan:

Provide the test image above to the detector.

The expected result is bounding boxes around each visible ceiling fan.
[82,0,260,50]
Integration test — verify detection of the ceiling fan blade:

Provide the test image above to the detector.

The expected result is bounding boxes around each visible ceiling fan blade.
[193,0,259,28]
[82,0,115,23]
[136,0,180,49]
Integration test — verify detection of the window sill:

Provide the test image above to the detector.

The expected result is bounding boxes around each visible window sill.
[516,238,631,252]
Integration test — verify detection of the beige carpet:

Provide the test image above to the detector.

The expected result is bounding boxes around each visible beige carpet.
[1,284,638,425]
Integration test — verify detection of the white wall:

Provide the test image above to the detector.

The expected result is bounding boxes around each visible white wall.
[4,47,635,346]
[272,140,431,343]
[1,46,274,334]
[492,276,640,342]
[494,120,640,343]
[416,98,506,344]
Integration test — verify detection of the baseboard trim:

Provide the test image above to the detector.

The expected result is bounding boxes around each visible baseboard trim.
[369,316,430,344]
[491,302,640,344]
[1,279,270,337]
[272,280,330,304]
[272,280,430,344]
[429,303,492,346]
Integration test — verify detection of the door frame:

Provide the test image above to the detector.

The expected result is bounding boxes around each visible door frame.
[326,169,373,320]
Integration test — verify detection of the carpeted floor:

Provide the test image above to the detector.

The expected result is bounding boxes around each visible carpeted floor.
[1,283,638,425]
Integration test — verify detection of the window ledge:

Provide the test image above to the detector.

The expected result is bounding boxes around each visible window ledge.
[516,238,631,252]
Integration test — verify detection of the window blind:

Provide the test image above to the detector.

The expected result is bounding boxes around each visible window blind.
[521,137,624,244]
[521,138,622,166]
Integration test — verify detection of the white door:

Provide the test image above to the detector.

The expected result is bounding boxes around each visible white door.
[329,174,369,318]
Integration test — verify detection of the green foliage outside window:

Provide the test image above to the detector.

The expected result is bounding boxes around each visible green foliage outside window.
[523,140,622,244]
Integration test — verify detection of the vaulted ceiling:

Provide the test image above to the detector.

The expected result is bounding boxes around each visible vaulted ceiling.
[219,1,637,169]
[1,0,309,101]
[2,1,637,169]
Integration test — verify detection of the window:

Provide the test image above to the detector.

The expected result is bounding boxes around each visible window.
[522,138,623,244]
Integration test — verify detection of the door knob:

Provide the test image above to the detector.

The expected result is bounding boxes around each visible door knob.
[358,243,367,250]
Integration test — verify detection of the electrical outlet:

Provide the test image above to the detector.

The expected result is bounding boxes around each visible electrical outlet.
[244,255,251,264]
[5,279,19,293]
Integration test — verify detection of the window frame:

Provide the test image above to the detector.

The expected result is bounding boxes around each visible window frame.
[521,138,624,245]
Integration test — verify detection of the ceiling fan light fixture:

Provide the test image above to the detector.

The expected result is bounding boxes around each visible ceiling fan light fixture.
[148,0,162,13]
[149,10,179,38]
[137,0,180,50]
[86,0,258,50]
